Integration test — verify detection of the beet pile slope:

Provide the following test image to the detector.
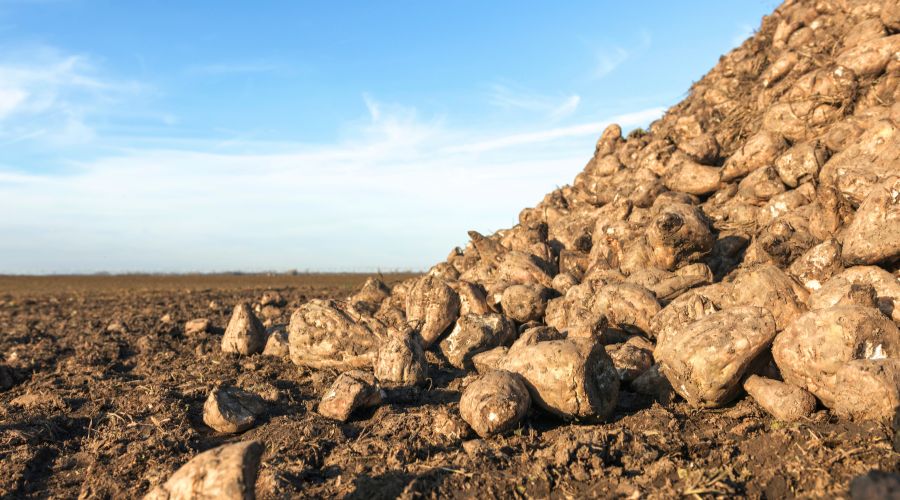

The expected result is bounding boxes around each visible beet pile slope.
[290,0,900,427]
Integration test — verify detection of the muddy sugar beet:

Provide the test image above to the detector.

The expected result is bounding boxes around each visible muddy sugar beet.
[288,299,387,370]
[656,306,777,407]
[500,338,620,421]
[374,328,428,387]
[318,370,383,422]
[203,386,266,433]
[221,303,266,355]
[144,441,264,500]
[459,370,531,438]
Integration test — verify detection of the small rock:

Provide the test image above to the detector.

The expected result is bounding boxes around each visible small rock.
[262,328,290,357]
[318,370,383,422]
[202,386,265,433]
[209,300,221,310]
[184,318,210,336]
[221,303,266,355]
[136,335,155,353]
[744,375,816,422]
[160,314,173,324]
[144,441,264,500]
[459,370,531,438]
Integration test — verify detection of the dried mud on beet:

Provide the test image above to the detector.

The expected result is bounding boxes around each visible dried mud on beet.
[5,0,900,498]
[0,275,895,499]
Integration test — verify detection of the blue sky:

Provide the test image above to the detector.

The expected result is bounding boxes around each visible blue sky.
[0,1,777,273]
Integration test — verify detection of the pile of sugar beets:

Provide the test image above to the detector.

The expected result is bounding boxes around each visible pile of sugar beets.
[147,0,900,497]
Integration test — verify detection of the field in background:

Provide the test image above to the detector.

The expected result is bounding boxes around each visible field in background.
[0,273,419,297]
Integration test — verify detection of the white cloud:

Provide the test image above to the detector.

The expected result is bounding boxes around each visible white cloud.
[0,87,27,118]
[591,30,652,80]
[443,107,664,154]
[0,46,144,145]
[488,83,581,120]
[550,95,581,120]
[0,96,664,273]
[594,47,630,79]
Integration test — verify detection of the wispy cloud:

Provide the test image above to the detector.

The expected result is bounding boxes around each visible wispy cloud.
[591,30,652,80]
[443,107,664,154]
[0,45,145,146]
[488,83,581,120]
[594,47,630,79]
[0,87,27,119]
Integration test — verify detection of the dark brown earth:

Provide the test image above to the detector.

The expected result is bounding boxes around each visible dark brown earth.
[1,274,896,499]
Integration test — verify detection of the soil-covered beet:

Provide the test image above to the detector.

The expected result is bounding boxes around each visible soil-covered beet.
[0,274,896,499]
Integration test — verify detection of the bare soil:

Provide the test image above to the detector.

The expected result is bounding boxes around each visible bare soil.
[1,274,895,499]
